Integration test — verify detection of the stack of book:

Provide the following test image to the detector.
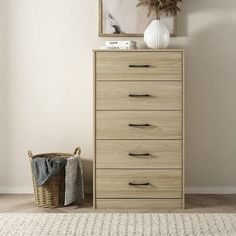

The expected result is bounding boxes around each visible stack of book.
[104,40,137,50]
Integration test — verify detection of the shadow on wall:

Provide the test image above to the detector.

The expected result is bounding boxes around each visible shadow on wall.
[81,158,93,188]
[185,8,236,186]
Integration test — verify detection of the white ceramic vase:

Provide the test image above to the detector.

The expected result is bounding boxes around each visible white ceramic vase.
[144,20,170,49]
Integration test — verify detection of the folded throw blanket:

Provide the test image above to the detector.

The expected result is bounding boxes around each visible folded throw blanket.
[64,156,84,206]
[31,157,67,186]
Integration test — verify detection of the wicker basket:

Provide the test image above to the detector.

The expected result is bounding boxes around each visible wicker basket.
[28,147,81,208]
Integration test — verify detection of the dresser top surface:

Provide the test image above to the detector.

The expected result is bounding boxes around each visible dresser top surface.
[93,49,185,52]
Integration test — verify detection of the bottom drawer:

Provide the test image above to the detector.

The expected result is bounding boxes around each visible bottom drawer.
[96,199,183,209]
[96,169,182,199]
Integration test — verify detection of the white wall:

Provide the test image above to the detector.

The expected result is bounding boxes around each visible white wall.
[0,0,236,193]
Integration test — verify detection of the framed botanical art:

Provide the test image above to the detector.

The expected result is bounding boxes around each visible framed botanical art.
[99,0,176,37]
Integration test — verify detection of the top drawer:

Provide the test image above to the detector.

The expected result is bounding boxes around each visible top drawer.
[96,52,183,81]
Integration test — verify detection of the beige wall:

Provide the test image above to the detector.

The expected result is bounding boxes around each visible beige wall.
[1,0,236,193]
[0,0,8,188]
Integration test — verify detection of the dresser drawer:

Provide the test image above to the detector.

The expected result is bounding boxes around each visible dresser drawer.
[96,52,182,81]
[96,111,182,139]
[96,140,182,169]
[96,81,182,110]
[96,169,182,199]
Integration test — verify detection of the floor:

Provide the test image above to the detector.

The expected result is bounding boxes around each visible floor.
[0,194,236,213]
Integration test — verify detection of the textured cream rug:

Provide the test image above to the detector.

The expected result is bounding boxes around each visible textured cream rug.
[0,213,236,236]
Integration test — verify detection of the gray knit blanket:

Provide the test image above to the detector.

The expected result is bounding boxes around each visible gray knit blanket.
[31,157,84,205]
[64,156,84,205]
[31,158,67,186]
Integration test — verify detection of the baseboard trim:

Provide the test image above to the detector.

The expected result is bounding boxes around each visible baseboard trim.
[1,186,236,194]
[0,187,33,194]
[185,186,236,194]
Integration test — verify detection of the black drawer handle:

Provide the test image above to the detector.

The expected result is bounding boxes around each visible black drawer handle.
[129,124,150,127]
[129,94,150,97]
[129,153,150,157]
[129,182,150,186]
[129,65,150,68]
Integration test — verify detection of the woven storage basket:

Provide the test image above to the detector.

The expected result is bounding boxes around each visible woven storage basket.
[28,147,81,208]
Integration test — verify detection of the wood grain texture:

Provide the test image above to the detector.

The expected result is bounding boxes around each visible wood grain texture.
[96,81,182,110]
[96,199,182,209]
[93,51,96,208]
[96,169,182,199]
[182,51,185,208]
[96,111,182,140]
[97,73,182,81]
[94,50,184,209]
[96,52,182,75]
[96,140,182,169]
[94,49,185,52]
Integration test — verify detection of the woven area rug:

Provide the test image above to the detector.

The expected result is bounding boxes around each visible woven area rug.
[0,213,236,236]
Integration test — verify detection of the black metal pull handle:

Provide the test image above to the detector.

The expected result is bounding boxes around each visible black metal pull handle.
[129,182,150,186]
[129,153,150,157]
[129,65,150,68]
[129,94,150,97]
[129,124,150,127]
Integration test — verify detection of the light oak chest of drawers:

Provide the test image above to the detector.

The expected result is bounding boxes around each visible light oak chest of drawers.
[93,49,185,209]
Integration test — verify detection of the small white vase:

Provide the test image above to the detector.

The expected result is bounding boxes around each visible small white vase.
[144,20,170,49]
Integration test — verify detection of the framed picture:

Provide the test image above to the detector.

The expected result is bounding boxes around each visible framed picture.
[99,0,176,37]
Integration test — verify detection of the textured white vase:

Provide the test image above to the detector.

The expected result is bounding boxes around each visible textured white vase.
[144,20,170,49]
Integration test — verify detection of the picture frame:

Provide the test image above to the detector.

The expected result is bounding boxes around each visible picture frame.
[99,0,177,37]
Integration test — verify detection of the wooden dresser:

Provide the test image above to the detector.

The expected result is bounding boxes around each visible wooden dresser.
[93,49,184,209]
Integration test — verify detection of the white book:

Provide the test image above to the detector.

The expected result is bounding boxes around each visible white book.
[105,41,136,47]
[105,46,137,50]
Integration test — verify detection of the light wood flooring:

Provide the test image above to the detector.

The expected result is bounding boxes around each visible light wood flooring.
[0,194,236,213]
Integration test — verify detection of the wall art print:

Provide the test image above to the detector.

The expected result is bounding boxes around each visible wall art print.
[99,0,176,37]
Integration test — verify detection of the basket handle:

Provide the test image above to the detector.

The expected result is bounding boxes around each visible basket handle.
[27,150,33,159]
[73,147,81,156]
